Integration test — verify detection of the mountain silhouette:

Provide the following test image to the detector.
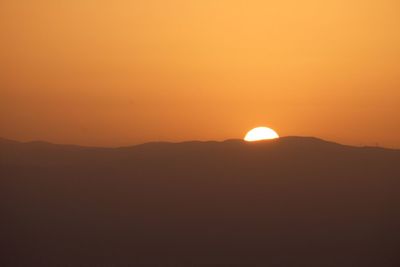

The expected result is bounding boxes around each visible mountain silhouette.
[1,137,399,266]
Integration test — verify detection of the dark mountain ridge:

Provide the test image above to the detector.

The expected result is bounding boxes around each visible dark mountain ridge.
[1,137,399,266]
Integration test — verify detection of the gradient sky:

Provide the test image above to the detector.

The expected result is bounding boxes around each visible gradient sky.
[1,0,399,147]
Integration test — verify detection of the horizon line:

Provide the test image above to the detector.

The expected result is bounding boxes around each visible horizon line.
[1,136,398,151]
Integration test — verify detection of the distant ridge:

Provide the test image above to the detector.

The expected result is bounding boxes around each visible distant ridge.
[1,136,398,151]
[1,135,399,265]
[0,137,20,145]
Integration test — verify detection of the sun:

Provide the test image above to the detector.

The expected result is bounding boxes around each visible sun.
[244,127,279,142]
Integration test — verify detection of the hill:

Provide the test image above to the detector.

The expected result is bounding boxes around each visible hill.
[1,137,400,266]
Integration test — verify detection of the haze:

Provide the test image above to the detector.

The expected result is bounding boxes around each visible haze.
[1,0,399,147]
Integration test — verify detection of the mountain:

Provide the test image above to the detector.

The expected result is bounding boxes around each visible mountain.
[1,137,400,266]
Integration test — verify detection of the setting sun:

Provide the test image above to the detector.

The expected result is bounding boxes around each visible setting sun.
[244,127,279,142]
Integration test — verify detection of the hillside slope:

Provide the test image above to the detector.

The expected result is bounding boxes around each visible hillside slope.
[1,137,400,266]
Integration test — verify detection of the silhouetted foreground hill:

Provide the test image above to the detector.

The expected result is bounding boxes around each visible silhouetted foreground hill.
[1,137,400,266]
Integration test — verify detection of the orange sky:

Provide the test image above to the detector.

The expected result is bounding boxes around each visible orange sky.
[1,0,399,147]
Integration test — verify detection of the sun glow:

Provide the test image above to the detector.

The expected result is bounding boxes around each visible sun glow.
[244,127,279,142]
